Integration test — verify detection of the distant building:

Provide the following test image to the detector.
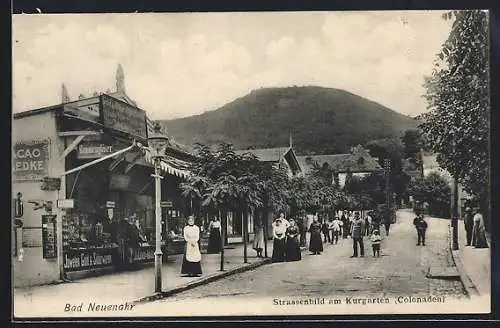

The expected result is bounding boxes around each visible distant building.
[297,145,382,187]
[234,146,302,177]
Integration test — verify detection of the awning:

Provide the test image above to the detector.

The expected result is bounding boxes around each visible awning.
[139,145,191,179]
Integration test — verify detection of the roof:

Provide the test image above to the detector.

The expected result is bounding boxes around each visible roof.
[13,103,62,119]
[107,91,137,107]
[234,147,291,162]
[297,148,382,175]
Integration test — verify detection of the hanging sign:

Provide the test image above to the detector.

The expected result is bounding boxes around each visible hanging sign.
[42,215,57,259]
[76,140,126,159]
[13,139,50,181]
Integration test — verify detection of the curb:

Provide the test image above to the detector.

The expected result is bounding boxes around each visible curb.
[133,258,272,304]
[448,224,480,298]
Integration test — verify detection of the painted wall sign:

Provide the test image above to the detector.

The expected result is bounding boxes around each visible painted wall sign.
[101,94,147,139]
[42,215,57,259]
[13,139,50,181]
[63,98,100,123]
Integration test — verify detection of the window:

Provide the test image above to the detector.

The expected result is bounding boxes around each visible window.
[357,157,365,165]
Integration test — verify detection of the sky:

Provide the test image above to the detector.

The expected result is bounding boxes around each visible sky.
[12,11,453,120]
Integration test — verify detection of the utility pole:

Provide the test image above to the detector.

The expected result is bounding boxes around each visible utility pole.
[384,158,391,211]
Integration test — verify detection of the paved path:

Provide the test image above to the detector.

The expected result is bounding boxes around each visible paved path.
[133,210,476,316]
[14,241,272,317]
[456,222,491,296]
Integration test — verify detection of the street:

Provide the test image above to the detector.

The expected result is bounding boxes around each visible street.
[132,210,468,316]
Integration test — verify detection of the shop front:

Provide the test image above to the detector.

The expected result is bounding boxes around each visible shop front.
[12,93,194,286]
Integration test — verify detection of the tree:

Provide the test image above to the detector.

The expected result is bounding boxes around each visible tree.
[420,10,489,223]
[407,172,451,218]
[401,129,423,160]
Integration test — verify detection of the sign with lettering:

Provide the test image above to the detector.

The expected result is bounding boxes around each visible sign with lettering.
[160,201,173,208]
[63,250,115,271]
[42,215,57,259]
[101,94,147,139]
[76,140,123,159]
[63,98,100,123]
[57,199,74,209]
[13,139,50,181]
[132,246,155,263]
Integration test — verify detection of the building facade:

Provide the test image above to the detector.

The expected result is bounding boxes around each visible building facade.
[297,145,382,187]
[12,65,194,287]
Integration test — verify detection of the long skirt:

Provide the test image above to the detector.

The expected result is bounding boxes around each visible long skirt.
[253,226,265,251]
[285,237,301,261]
[309,231,323,252]
[272,238,286,262]
[206,228,222,254]
[472,224,488,248]
[181,254,202,275]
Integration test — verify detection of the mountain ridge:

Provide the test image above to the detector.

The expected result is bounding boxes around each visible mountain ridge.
[159,86,419,155]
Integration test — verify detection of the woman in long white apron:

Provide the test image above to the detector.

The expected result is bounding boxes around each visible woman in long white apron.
[181,216,203,277]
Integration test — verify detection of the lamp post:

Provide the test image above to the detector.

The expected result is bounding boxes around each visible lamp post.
[147,123,169,293]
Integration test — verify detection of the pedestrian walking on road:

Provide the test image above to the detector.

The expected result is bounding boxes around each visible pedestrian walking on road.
[285,219,301,262]
[341,213,349,239]
[350,212,365,257]
[181,216,203,277]
[370,229,382,257]
[321,218,330,243]
[271,219,287,262]
[331,216,342,244]
[327,217,335,244]
[413,210,428,246]
[299,212,308,247]
[463,207,474,246]
[383,209,392,237]
[308,215,323,255]
[365,212,373,236]
[252,215,265,257]
[206,217,222,254]
[471,208,488,248]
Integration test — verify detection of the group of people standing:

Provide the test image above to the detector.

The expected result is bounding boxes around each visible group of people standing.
[463,207,489,248]
[270,213,302,262]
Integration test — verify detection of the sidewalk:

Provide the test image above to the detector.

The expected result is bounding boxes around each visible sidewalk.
[452,224,491,297]
[14,241,273,317]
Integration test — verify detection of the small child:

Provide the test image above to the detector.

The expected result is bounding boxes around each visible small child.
[370,229,382,257]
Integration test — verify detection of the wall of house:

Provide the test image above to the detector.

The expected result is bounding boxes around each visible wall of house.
[12,111,63,287]
[338,172,371,188]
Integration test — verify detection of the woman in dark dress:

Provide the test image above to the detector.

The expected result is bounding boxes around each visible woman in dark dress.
[285,219,301,262]
[206,217,222,254]
[308,215,323,255]
[271,219,287,262]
